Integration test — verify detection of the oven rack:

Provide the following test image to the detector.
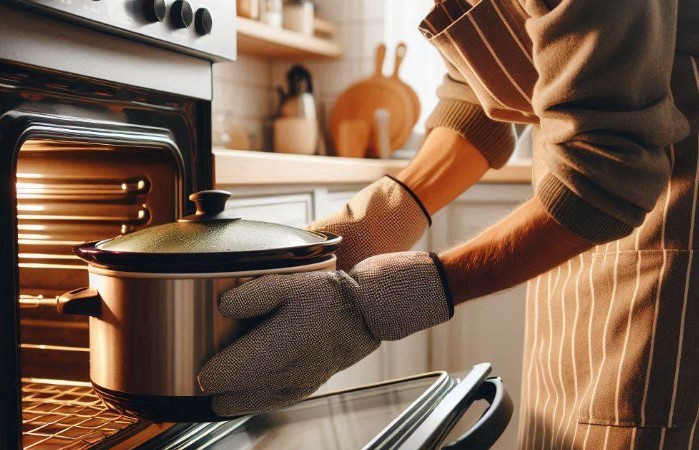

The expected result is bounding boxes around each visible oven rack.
[22,378,144,449]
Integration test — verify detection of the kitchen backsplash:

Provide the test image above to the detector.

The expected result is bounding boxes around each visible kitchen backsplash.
[212,0,388,152]
[213,55,275,151]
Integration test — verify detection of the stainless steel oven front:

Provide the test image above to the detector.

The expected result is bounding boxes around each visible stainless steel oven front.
[0,3,234,448]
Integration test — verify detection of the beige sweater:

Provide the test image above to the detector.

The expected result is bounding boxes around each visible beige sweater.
[423,0,697,244]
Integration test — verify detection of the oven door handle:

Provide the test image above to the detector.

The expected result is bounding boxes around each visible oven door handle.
[442,377,513,450]
[397,363,512,450]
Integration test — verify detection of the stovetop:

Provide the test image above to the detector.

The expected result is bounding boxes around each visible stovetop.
[5,0,235,61]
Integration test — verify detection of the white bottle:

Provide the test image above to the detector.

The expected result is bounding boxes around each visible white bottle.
[283,0,314,35]
[260,0,283,28]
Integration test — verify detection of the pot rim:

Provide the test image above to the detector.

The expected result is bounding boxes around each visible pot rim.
[73,231,341,274]
[87,255,336,279]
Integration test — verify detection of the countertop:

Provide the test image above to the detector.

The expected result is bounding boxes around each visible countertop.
[214,149,532,186]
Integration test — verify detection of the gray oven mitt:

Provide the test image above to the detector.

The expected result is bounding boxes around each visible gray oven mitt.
[197,251,453,417]
[306,176,431,272]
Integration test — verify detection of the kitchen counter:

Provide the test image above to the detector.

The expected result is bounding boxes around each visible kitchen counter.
[214,149,532,186]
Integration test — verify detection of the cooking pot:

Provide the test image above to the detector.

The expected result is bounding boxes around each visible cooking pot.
[58,190,340,422]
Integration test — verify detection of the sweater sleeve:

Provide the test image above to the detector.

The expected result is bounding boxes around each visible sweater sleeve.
[425,57,516,169]
[525,0,690,244]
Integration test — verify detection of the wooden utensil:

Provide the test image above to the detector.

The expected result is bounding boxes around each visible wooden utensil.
[329,44,415,156]
[389,42,420,125]
[274,117,318,155]
[336,119,370,158]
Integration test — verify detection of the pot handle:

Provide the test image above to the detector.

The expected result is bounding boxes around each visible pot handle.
[58,287,102,317]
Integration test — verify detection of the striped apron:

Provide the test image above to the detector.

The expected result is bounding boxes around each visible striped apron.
[420,0,699,448]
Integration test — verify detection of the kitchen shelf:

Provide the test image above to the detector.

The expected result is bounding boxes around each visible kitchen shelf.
[237,17,342,59]
[214,149,532,186]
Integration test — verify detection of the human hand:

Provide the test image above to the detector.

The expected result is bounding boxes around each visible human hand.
[306,176,430,271]
[197,251,452,417]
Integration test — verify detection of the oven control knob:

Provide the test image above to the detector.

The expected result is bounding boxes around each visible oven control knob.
[171,0,193,29]
[195,8,213,36]
[143,0,166,23]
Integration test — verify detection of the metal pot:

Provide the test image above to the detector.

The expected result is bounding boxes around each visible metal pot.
[58,190,340,422]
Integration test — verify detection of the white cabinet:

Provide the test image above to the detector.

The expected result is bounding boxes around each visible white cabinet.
[224,193,313,227]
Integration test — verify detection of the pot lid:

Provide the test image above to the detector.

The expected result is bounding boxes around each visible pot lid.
[74,190,341,273]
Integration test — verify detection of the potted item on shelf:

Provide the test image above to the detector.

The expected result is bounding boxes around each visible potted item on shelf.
[274,65,318,155]
[283,0,314,36]
[336,119,370,158]
[260,0,283,28]
[273,117,318,155]
[277,65,316,119]
[237,0,259,19]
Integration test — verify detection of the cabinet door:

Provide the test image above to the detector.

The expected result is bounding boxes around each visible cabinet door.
[429,184,531,450]
[224,194,313,227]
[315,190,357,218]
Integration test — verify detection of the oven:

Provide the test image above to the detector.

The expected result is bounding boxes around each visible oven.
[1,3,514,449]
[0,2,233,448]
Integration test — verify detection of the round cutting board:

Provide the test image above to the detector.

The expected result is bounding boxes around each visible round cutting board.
[388,43,420,126]
[329,44,416,156]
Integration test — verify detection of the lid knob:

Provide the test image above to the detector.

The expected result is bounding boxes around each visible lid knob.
[180,190,236,222]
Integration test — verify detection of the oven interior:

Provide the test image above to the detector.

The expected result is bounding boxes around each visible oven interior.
[0,60,210,449]
[17,138,183,449]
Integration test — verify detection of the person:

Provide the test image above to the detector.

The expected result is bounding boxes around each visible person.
[199,0,699,447]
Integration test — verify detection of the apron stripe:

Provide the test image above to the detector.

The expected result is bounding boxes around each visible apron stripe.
[519,279,538,449]
[527,276,543,450]
[589,241,622,419]
[659,428,667,450]
[689,404,699,449]
[547,267,563,448]
[438,1,456,21]
[614,247,642,423]
[603,425,611,450]
[563,255,585,449]
[553,261,573,445]
[538,271,554,448]
[518,281,534,448]
[536,333,549,449]
[640,142,675,426]
[443,32,510,109]
[487,0,533,64]
[466,14,533,104]
[631,428,637,450]
[541,268,560,448]
[581,254,599,449]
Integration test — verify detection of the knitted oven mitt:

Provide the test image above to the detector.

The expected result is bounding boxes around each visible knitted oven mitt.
[198,251,454,417]
[306,176,431,272]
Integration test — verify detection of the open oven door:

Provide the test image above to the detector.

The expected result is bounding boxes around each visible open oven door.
[133,363,513,450]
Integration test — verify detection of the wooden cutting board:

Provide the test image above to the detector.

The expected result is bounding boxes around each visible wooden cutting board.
[329,44,416,156]
[388,42,420,125]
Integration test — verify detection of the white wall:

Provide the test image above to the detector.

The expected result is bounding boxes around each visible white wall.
[383,0,445,134]
[213,55,275,150]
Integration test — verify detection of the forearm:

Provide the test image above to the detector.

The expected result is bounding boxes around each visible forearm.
[396,127,489,215]
[439,196,592,305]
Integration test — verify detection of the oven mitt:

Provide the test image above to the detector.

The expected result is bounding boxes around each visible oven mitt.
[197,251,453,417]
[306,176,431,272]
